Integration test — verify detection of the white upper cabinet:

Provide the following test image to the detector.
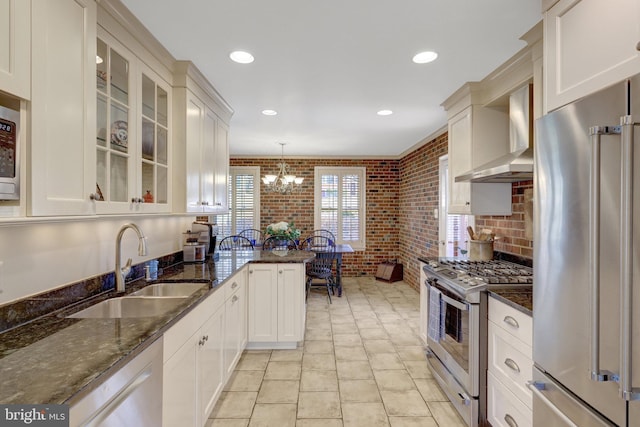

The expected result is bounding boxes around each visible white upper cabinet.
[443,85,512,216]
[0,0,30,99]
[544,0,640,112]
[29,0,97,216]
[173,61,233,214]
[94,10,172,214]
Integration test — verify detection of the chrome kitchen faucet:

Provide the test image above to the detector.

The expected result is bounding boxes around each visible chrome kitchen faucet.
[115,223,148,292]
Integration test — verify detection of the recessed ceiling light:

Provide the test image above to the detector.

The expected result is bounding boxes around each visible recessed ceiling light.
[412,51,438,64]
[262,109,278,116]
[229,51,255,64]
[377,110,393,116]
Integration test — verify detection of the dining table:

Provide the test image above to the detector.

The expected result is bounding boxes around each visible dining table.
[333,244,354,297]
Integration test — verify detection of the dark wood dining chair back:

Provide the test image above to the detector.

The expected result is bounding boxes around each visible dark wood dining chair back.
[262,236,298,250]
[307,229,336,246]
[301,236,337,303]
[218,235,255,250]
[238,229,264,246]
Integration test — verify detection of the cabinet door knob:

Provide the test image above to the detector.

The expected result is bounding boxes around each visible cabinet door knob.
[279,270,283,274]
[249,270,253,274]
[636,41,640,51]
[89,193,97,201]
[232,282,238,289]
[465,201,470,205]
[232,295,238,303]
[198,338,205,346]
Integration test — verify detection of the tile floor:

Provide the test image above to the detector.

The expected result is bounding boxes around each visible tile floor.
[207,276,467,427]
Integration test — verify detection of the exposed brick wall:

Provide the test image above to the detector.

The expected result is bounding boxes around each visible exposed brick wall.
[231,132,531,293]
[475,180,534,258]
[397,134,448,292]
[229,158,401,276]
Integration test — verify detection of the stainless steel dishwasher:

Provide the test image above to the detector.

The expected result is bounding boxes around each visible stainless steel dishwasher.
[69,338,163,427]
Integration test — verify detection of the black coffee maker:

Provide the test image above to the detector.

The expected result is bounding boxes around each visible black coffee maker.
[192,222,218,257]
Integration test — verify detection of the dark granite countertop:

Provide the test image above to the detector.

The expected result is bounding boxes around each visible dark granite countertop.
[488,287,533,316]
[0,250,313,405]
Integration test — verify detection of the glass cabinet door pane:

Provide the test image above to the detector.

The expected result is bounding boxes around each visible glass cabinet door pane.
[110,153,128,202]
[157,86,168,127]
[142,118,154,161]
[110,49,128,105]
[142,74,155,119]
[97,39,107,92]
[157,126,167,165]
[110,103,128,153]
[141,162,154,203]
[96,150,106,202]
[97,94,107,147]
[157,166,168,204]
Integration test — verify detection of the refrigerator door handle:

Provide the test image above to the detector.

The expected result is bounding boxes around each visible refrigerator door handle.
[527,381,579,427]
[588,125,621,383]
[619,115,640,401]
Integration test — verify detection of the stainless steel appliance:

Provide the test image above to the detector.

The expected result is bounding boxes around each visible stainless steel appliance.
[192,221,219,256]
[423,259,533,426]
[0,105,20,200]
[534,74,640,426]
[69,338,163,427]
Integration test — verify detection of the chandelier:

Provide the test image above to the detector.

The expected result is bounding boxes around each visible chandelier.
[262,143,304,194]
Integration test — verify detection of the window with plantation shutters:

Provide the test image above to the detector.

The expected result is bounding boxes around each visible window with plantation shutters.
[314,167,366,250]
[217,166,260,239]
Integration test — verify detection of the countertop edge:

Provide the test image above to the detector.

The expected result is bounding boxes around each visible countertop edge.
[487,289,533,316]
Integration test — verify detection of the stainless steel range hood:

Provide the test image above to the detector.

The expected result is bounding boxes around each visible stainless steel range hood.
[455,84,533,183]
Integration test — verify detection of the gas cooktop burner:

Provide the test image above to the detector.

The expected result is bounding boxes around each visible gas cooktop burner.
[424,258,533,297]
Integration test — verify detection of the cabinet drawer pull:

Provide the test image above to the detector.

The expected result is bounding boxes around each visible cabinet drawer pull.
[504,358,520,373]
[231,282,238,289]
[504,414,518,427]
[503,315,520,329]
[232,295,238,303]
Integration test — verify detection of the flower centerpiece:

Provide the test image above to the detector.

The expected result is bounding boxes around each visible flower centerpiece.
[265,221,301,241]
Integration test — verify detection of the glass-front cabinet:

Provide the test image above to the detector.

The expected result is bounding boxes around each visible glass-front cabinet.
[139,65,170,209]
[95,30,170,213]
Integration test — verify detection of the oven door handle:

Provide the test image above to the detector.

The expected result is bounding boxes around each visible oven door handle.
[440,293,469,312]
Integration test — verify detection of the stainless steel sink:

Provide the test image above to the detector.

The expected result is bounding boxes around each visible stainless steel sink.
[129,282,207,297]
[68,296,188,319]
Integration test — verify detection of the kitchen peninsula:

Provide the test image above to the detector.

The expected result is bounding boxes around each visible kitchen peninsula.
[0,249,314,418]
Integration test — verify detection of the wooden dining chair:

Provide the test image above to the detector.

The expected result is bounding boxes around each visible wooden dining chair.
[306,229,336,247]
[300,236,337,303]
[218,235,255,250]
[238,228,264,247]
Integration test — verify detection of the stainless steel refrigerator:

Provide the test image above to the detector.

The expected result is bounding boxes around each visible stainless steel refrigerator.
[534,74,640,426]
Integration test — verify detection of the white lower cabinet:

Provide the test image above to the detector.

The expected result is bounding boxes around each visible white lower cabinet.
[224,270,247,378]
[487,295,533,427]
[162,269,247,427]
[487,370,533,427]
[247,263,305,349]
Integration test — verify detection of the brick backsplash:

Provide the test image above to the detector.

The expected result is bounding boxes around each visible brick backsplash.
[475,180,534,259]
[231,132,531,292]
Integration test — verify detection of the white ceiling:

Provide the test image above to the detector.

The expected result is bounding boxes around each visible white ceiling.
[120,0,542,157]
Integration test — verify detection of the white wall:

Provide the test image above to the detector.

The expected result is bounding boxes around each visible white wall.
[0,215,196,305]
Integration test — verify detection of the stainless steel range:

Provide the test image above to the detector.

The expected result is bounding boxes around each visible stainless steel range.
[422,258,533,426]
